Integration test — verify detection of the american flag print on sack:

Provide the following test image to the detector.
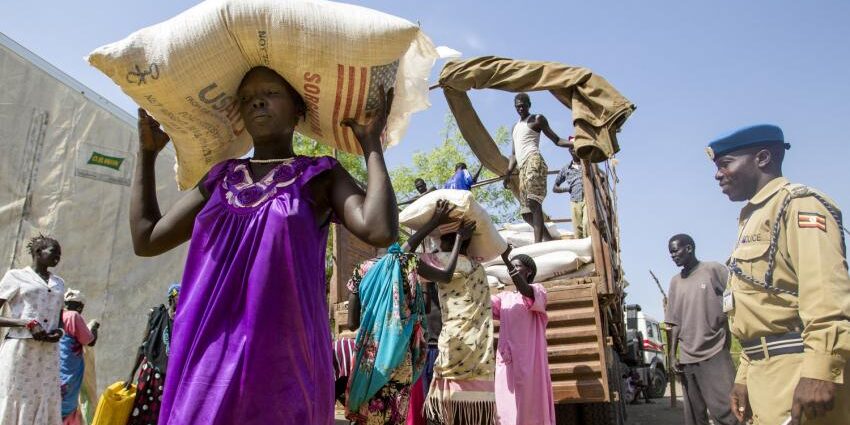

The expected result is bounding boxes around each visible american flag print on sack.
[331,61,398,153]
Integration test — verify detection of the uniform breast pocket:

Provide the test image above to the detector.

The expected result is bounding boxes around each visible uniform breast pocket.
[731,241,770,287]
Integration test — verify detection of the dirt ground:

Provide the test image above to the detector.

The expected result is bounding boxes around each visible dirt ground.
[334,386,689,424]
[626,396,685,425]
[334,398,687,424]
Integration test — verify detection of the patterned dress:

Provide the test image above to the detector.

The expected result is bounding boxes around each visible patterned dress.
[0,267,65,425]
[128,306,172,425]
[423,254,496,425]
[346,254,426,425]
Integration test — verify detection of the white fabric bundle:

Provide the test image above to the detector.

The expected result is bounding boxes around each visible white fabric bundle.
[399,189,507,262]
[88,0,438,189]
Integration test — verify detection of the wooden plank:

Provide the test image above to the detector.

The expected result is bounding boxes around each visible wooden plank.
[552,381,607,403]
[582,160,609,296]
[589,283,612,402]
[545,325,600,341]
[547,342,601,358]
[549,360,603,375]
[329,225,378,306]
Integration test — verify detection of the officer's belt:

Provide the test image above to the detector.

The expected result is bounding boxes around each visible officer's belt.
[741,332,803,360]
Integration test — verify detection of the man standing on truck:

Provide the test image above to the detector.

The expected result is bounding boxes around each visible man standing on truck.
[708,124,850,425]
[665,233,737,425]
[503,92,572,243]
[553,144,588,238]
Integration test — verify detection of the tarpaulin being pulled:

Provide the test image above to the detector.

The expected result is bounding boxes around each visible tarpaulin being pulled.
[438,56,635,168]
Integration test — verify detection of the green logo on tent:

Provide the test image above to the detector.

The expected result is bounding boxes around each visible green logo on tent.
[87,152,124,171]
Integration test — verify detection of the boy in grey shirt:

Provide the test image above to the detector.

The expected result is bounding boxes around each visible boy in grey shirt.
[665,234,737,425]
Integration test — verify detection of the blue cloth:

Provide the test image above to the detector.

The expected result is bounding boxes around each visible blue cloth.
[707,124,790,158]
[59,333,85,417]
[423,345,439,392]
[444,169,474,190]
[347,244,426,412]
[554,162,584,202]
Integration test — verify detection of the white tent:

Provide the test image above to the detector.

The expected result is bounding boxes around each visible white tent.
[0,32,188,392]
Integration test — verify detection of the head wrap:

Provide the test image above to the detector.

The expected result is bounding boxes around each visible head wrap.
[64,288,85,304]
[167,283,181,300]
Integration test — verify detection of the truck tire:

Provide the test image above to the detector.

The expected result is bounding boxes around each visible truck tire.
[649,367,668,399]
[554,404,579,424]
[580,352,627,425]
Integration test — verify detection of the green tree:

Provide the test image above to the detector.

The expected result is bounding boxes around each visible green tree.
[293,133,366,181]
[391,114,519,224]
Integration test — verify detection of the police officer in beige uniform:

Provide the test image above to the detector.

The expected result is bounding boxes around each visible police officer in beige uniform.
[708,124,850,425]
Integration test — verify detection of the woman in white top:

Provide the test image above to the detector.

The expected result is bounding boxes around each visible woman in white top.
[503,92,572,243]
[0,235,66,425]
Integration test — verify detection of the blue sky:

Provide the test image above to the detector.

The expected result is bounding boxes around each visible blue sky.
[3,1,849,320]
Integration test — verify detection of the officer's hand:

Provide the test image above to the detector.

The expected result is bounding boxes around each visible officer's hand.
[790,377,836,424]
[730,383,751,423]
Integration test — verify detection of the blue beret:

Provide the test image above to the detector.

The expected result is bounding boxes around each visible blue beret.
[706,124,790,159]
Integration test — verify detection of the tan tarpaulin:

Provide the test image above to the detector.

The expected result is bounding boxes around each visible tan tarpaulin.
[437,56,635,167]
[1,33,187,391]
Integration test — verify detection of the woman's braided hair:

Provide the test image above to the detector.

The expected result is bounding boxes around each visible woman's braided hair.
[27,234,60,257]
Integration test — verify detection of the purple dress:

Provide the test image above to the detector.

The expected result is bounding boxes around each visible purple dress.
[158,156,337,425]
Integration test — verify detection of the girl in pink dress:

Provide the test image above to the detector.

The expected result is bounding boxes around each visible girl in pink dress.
[491,247,555,425]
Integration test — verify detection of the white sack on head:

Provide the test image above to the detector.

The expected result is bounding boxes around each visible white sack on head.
[88,0,438,189]
[399,189,507,262]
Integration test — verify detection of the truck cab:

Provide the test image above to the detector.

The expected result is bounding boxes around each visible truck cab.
[624,304,668,399]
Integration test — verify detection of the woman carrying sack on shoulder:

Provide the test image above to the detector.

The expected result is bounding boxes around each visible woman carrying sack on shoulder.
[124,284,180,425]
[0,235,66,425]
[345,201,473,424]
[131,66,398,425]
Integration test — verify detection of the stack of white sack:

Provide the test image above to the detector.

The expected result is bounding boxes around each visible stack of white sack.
[399,189,507,263]
[88,0,438,189]
[498,222,574,247]
[485,238,594,285]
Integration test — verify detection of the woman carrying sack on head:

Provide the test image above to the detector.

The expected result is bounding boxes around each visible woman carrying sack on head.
[423,223,498,425]
[345,201,473,424]
[131,65,398,425]
[0,235,66,425]
[60,289,100,425]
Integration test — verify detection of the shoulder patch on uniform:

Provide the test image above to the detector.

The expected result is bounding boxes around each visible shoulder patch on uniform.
[798,211,826,232]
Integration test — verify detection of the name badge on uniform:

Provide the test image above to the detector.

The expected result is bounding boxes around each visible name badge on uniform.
[722,288,735,313]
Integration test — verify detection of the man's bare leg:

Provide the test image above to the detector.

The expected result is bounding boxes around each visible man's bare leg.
[528,200,554,243]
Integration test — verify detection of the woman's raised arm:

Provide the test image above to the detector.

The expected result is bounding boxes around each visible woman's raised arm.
[328,87,398,247]
[130,109,208,257]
